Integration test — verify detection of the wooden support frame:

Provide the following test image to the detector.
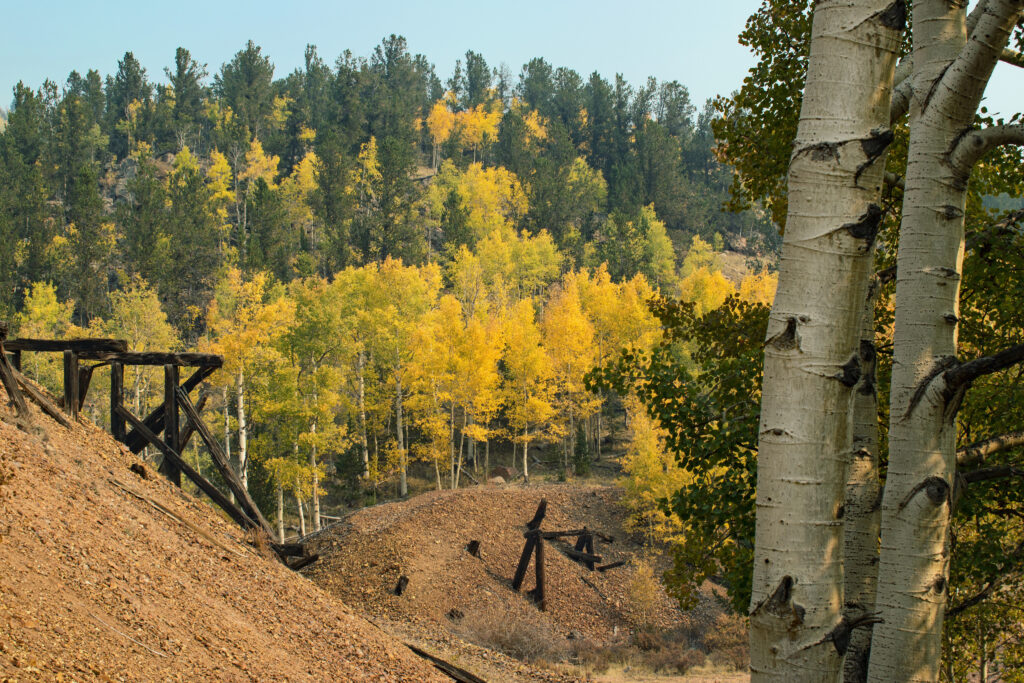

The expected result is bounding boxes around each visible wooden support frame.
[115,404,258,532]
[9,366,71,428]
[62,351,79,419]
[110,362,125,442]
[176,388,274,538]
[123,365,217,453]
[159,365,182,486]
[511,499,549,610]
[4,338,127,354]
[0,339,30,421]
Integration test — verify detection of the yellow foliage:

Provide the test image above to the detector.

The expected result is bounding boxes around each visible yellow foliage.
[620,396,691,545]
[739,269,778,305]
[678,266,736,316]
[239,138,280,189]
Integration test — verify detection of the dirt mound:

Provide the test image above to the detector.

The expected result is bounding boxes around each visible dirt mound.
[306,484,732,680]
[0,385,446,682]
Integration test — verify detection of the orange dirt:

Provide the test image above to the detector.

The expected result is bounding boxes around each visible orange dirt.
[306,483,734,681]
[0,383,446,682]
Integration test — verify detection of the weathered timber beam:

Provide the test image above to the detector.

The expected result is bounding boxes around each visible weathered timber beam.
[4,338,127,353]
[178,393,208,451]
[512,533,538,591]
[272,542,305,557]
[0,341,30,420]
[124,365,217,453]
[559,547,602,565]
[540,529,588,539]
[596,560,627,572]
[526,498,547,530]
[159,365,182,487]
[77,351,223,367]
[535,532,547,611]
[10,366,71,428]
[114,404,259,532]
[176,388,274,537]
[404,643,489,683]
[287,554,319,571]
[62,351,78,419]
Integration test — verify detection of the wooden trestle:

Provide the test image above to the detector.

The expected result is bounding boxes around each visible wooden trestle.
[1,328,313,567]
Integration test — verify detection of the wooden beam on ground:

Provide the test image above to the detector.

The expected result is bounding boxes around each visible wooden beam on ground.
[62,351,79,420]
[176,388,274,538]
[4,338,127,354]
[76,350,223,367]
[114,404,259,532]
[585,533,596,571]
[597,560,627,572]
[560,547,602,565]
[124,365,217,453]
[10,366,71,428]
[541,529,588,539]
[159,365,182,487]
[0,341,30,421]
[272,543,305,557]
[404,643,489,683]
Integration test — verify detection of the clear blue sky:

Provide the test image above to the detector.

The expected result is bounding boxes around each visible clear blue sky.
[1,1,1021,117]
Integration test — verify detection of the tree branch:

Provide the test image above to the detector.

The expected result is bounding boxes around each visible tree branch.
[958,430,1024,466]
[944,342,1024,395]
[961,464,1024,484]
[1001,47,1024,68]
[951,124,1024,175]
[890,77,912,124]
[940,0,1022,115]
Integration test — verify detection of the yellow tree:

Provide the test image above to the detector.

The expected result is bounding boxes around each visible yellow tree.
[206,268,294,490]
[371,258,441,496]
[542,271,601,472]
[501,298,555,480]
[425,98,456,170]
[13,282,80,393]
[236,138,280,263]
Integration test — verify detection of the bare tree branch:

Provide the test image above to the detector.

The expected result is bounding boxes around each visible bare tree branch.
[945,342,1024,394]
[951,124,1024,175]
[962,464,1024,484]
[958,431,1024,466]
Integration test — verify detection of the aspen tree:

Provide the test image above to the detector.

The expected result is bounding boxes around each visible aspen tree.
[869,2,1024,680]
[748,2,901,680]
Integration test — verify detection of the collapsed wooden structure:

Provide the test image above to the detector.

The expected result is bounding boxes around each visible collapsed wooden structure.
[510,499,623,611]
[0,326,314,568]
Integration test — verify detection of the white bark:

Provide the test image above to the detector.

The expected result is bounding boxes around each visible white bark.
[868,2,1022,681]
[357,349,369,478]
[276,479,285,543]
[749,2,901,681]
[395,376,407,497]
[236,369,248,490]
[843,284,884,683]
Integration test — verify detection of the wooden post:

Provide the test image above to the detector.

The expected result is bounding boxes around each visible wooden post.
[585,532,596,571]
[62,350,78,419]
[160,364,181,487]
[9,350,20,372]
[535,534,546,611]
[110,362,125,442]
[512,531,538,591]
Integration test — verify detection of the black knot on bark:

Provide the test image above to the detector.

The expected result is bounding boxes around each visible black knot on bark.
[842,204,884,247]
[861,129,896,161]
[836,504,845,520]
[859,339,877,363]
[835,355,862,387]
[924,476,950,505]
[767,316,802,351]
[941,205,964,220]
[943,313,959,325]
[931,575,947,594]
[878,0,908,30]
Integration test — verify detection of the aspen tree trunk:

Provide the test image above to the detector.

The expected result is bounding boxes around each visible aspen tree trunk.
[749,2,900,680]
[223,385,233,503]
[843,283,883,683]
[868,3,1021,680]
[310,416,320,532]
[236,369,248,490]
[357,350,369,478]
[396,377,407,497]
[522,427,529,481]
[297,496,306,537]
[276,480,285,542]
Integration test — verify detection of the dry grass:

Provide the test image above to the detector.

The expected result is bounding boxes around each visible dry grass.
[456,608,569,664]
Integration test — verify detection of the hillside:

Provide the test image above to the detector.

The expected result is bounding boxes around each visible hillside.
[0,383,446,682]
[306,484,746,680]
